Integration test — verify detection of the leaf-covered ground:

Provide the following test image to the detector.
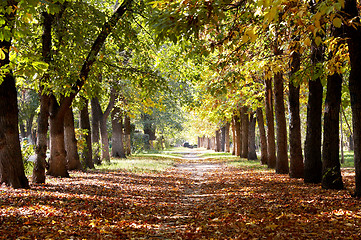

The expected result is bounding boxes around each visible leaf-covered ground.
[1,154,361,239]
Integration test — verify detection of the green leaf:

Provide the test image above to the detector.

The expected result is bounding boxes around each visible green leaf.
[0,48,5,60]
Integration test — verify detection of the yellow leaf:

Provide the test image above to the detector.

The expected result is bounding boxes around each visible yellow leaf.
[0,48,5,60]
[315,36,322,46]
[333,17,342,28]
[304,37,311,47]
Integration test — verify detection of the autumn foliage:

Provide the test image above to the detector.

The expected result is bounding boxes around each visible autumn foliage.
[1,154,360,239]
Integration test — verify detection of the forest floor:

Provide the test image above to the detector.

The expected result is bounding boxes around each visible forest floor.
[1,148,361,239]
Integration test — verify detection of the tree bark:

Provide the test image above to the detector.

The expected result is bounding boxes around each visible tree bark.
[47,95,69,177]
[79,99,93,169]
[274,71,289,174]
[215,130,221,152]
[91,97,101,164]
[124,115,131,155]
[289,50,304,178]
[241,106,249,159]
[304,38,324,184]
[248,112,258,160]
[220,126,226,152]
[231,118,236,155]
[344,0,361,197]
[234,115,242,156]
[321,67,344,189]
[225,122,230,153]
[265,78,276,168]
[64,106,82,170]
[0,1,29,188]
[256,108,268,165]
[111,107,126,158]
[33,11,53,184]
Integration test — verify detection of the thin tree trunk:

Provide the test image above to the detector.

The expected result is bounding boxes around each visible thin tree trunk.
[256,108,268,164]
[304,39,324,183]
[79,99,93,169]
[220,126,226,152]
[33,11,53,184]
[231,118,236,155]
[124,115,131,155]
[234,115,242,156]
[341,111,344,164]
[289,49,304,178]
[241,106,249,159]
[265,78,276,168]
[248,112,257,160]
[91,97,101,164]
[225,122,230,153]
[274,70,289,174]
[64,106,82,170]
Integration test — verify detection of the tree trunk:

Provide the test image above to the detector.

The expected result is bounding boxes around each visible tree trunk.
[274,70,289,174]
[241,106,249,159]
[289,50,304,178]
[64,106,82,170]
[124,115,131,155]
[0,1,29,188]
[248,112,257,160]
[111,107,126,158]
[79,99,93,169]
[234,115,242,156]
[220,126,226,152]
[321,67,344,189]
[304,42,324,183]
[265,78,276,168]
[33,11,53,184]
[225,122,230,153]
[99,116,110,162]
[256,108,268,164]
[215,130,221,152]
[344,0,361,197]
[231,119,236,155]
[91,97,101,164]
[48,95,69,177]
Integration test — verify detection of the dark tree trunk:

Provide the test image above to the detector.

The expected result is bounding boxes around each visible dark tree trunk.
[289,50,304,178]
[274,71,289,174]
[220,126,226,152]
[234,115,242,156]
[79,99,93,169]
[207,137,211,150]
[248,112,258,160]
[26,114,35,143]
[322,67,344,189]
[0,1,29,188]
[215,130,221,152]
[241,106,249,159]
[231,119,236,155]
[256,108,268,164]
[33,94,50,183]
[124,115,131,155]
[225,122,230,153]
[91,97,101,164]
[265,78,276,168]
[64,106,82,170]
[33,11,53,184]
[48,95,69,177]
[344,0,361,197]
[304,41,324,183]
[111,107,126,158]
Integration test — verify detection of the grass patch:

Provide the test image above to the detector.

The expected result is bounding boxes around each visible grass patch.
[93,156,175,173]
[341,151,354,168]
[227,158,269,170]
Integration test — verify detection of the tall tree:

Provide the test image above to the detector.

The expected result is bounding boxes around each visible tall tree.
[288,45,304,178]
[79,98,93,169]
[64,106,82,170]
[265,78,276,168]
[0,0,29,189]
[344,0,361,197]
[111,106,126,158]
[241,106,249,159]
[304,33,324,183]
[256,108,268,165]
[248,112,257,160]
